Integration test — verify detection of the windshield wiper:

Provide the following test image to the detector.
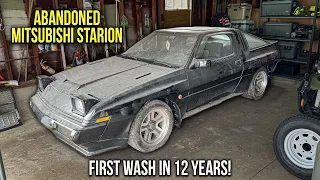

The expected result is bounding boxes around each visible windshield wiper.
[150,60,178,68]
[119,54,177,68]
[118,54,137,60]
[119,54,154,64]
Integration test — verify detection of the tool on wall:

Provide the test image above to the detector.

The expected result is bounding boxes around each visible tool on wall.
[121,15,128,51]
[294,5,320,16]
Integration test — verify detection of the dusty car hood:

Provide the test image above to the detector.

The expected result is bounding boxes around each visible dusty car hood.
[53,56,146,86]
[52,56,180,100]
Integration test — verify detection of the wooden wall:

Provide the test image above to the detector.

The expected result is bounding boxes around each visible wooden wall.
[164,9,191,28]
[0,0,34,81]
[1,0,28,40]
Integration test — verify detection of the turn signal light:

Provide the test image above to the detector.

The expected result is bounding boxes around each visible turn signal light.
[96,116,110,123]
[301,99,305,107]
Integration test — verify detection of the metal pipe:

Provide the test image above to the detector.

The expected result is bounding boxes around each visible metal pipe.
[0,151,7,180]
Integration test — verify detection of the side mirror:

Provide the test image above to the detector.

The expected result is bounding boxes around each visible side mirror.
[194,60,211,68]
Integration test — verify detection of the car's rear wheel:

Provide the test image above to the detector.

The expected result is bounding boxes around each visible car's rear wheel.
[128,100,174,153]
[274,115,320,179]
[243,67,268,100]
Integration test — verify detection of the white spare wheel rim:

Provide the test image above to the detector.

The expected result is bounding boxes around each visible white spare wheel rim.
[284,128,320,169]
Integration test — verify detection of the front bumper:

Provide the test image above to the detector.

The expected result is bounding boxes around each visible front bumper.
[30,94,128,156]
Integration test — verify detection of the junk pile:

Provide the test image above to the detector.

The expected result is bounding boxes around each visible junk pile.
[0,75,21,132]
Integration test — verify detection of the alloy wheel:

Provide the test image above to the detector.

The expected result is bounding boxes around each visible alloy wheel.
[140,109,170,145]
[253,71,268,97]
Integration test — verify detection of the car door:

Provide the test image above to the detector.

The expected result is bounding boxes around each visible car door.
[186,32,244,111]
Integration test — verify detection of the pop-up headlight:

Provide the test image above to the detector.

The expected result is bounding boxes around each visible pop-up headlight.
[37,75,55,92]
[72,97,99,116]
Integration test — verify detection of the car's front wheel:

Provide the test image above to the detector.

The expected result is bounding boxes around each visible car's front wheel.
[128,100,174,153]
[243,67,268,100]
[274,115,320,179]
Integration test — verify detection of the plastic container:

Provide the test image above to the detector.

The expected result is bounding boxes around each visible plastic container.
[278,41,301,59]
[231,20,254,32]
[227,3,252,20]
[264,22,298,38]
[262,0,298,16]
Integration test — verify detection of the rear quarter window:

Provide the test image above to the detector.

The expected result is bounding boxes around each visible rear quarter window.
[243,33,269,50]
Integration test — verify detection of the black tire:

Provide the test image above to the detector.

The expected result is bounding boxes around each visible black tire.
[242,67,268,100]
[128,100,174,153]
[274,115,320,180]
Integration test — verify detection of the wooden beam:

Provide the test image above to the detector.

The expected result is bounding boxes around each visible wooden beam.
[211,0,217,18]
[77,0,83,10]
[151,0,157,30]
[201,0,206,25]
[100,0,105,26]
[31,44,41,76]
[157,0,165,29]
[52,0,67,70]
[0,6,13,80]
[28,0,35,24]
[136,0,143,39]
[52,0,59,9]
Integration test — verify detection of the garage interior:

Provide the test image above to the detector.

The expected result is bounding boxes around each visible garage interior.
[0,0,319,179]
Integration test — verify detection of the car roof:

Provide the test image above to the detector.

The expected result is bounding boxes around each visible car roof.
[157,26,236,35]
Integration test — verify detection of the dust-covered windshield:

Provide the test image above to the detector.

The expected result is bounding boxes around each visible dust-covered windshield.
[123,31,198,67]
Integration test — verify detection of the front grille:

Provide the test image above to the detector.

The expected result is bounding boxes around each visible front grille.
[31,95,84,129]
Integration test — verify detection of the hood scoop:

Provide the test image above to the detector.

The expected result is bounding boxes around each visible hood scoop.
[135,73,151,80]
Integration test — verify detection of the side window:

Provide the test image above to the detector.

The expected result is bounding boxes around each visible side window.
[197,34,233,59]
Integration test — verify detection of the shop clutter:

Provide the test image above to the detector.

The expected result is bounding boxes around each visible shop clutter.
[258,0,320,78]
[0,74,21,132]
[227,3,254,33]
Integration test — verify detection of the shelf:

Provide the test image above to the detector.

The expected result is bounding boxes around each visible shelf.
[280,58,309,64]
[261,16,315,19]
[262,36,311,42]
[39,50,61,55]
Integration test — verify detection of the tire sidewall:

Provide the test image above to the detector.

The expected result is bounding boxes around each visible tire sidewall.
[274,116,320,179]
[129,100,174,153]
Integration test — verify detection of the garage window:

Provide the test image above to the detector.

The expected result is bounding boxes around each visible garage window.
[197,34,233,59]
[165,0,190,10]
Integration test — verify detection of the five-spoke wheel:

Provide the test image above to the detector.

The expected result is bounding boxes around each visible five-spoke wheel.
[140,110,170,145]
[128,100,174,153]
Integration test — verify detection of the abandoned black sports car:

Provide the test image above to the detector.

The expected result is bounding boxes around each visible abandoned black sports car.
[30,27,280,156]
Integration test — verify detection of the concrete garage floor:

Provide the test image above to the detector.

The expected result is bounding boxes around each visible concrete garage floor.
[0,77,301,180]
